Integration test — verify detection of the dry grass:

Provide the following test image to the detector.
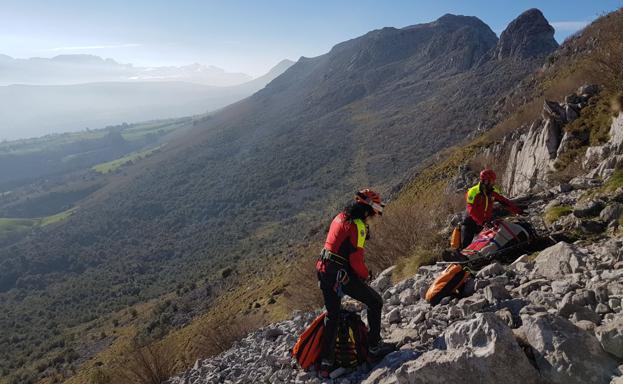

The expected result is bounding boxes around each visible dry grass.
[286,248,324,312]
[192,313,261,358]
[114,341,176,384]
[364,163,466,285]
[482,100,543,145]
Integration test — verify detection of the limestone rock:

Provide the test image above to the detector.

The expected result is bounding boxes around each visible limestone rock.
[584,145,611,169]
[580,219,606,234]
[484,284,511,303]
[476,262,505,278]
[503,119,561,196]
[595,318,623,359]
[399,288,418,306]
[387,308,401,324]
[600,203,623,224]
[520,313,619,384]
[573,199,605,218]
[371,266,396,293]
[533,242,586,279]
[515,279,548,296]
[374,313,541,384]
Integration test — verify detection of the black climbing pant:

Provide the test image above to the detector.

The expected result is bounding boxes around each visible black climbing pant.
[460,215,482,249]
[461,207,510,249]
[317,262,383,365]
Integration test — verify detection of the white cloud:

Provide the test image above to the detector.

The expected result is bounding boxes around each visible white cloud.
[551,21,589,31]
[46,43,141,52]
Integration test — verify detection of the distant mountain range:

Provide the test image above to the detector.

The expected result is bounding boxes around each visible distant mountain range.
[0,54,254,86]
[0,59,294,140]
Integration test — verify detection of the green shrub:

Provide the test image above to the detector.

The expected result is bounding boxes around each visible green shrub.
[544,205,573,224]
[604,167,623,191]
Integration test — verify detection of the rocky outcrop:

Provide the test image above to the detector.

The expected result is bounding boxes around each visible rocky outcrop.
[494,8,558,60]
[504,118,560,196]
[503,85,600,196]
[585,113,623,179]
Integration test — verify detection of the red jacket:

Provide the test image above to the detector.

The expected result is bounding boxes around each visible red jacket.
[466,183,521,226]
[316,212,369,280]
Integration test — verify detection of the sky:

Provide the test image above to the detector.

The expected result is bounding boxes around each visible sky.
[1,0,621,77]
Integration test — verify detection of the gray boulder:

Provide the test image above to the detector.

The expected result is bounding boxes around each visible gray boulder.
[579,219,606,234]
[533,242,586,279]
[595,318,623,359]
[584,145,611,169]
[612,376,623,384]
[600,203,623,224]
[573,199,605,218]
[371,266,396,293]
[519,313,619,384]
[515,278,549,296]
[387,308,401,324]
[399,288,418,306]
[368,313,541,384]
[484,284,511,303]
[477,262,505,278]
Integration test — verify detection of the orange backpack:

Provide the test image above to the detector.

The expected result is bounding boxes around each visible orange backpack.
[291,312,326,370]
[425,264,470,306]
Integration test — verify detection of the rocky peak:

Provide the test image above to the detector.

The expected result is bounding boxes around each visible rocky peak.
[432,13,489,29]
[495,8,558,60]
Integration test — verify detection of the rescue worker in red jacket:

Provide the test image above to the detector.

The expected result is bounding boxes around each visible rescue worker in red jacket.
[316,189,395,377]
[461,169,523,249]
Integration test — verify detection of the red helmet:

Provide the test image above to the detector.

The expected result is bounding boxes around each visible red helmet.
[479,169,497,183]
[355,188,385,215]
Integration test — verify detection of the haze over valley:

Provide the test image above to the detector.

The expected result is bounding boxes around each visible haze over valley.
[0,56,293,139]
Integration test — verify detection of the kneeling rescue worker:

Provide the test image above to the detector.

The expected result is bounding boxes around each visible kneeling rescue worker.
[461,169,523,249]
[316,189,396,377]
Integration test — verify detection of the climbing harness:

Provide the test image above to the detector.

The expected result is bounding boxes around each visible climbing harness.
[334,269,350,298]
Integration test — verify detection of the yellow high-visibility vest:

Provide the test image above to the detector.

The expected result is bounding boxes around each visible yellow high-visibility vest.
[353,219,367,248]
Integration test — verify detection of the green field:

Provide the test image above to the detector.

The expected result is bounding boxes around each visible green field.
[0,130,108,155]
[121,120,185,141]
[92,145,163,174]
[0,117,189,156]
[0,208,76,231]
[0,217,38,232]
[0,208,76,229]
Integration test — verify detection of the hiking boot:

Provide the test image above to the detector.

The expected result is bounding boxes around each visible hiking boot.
[368,341,397,359]
[318,359,333,378]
